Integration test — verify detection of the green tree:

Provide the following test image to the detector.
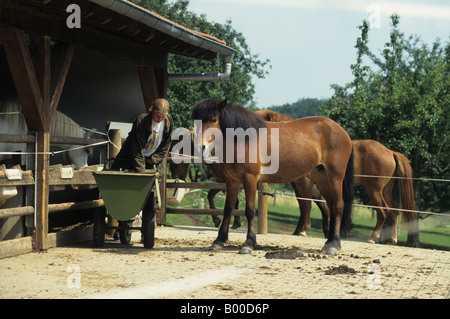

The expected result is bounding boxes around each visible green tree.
[132,0,270,181]
[322,15,449,213]
[268,98,327,119]
[133,0,270,129]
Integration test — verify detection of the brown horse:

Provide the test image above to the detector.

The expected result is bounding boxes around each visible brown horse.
[297,140,416,244]
[260,110,416,244]
[168,128,241,228]
[349,140,416,244]
[255,110,328,235]
[170,111,317,231]
[192,99,354,255]
[255,109,293,122]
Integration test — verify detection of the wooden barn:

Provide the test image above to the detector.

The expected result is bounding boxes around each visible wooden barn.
[0,0,236,257]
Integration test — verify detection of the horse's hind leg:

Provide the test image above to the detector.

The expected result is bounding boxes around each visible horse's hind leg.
[383,181,398,245]
[314,193,330,238]
[231,198,241,229]
[312,168,345,255]
[365,189,389,244]
[292,178,313,236]
[208,189,222,227]
[209,189,240,229]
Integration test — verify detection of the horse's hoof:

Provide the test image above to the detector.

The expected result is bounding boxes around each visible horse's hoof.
[367,239,376,244]
[239,246,253,255]
[210,242,224,251]
[322,245,339,255]
[299,231,308,237]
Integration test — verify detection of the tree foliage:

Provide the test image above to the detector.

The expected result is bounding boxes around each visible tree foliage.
[268,98,327,119]
[133,0,270,129]
[132,0,270,181]
[321,15,449,213]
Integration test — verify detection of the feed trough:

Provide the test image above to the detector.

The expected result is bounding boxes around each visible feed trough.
[92,170,158,248]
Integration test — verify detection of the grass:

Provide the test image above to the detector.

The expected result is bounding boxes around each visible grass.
[166,186,450,251]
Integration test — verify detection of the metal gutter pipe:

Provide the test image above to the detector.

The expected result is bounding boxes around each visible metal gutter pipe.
[89,0,236,82]
[168,54,233,82]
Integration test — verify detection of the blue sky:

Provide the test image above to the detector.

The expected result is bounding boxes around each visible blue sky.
[187,0,450,107]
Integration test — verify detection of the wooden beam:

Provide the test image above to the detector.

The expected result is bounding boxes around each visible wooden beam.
[166,182,232,190]
[0,134,106,145]
[31,35,52,251]
[166,207,246,216]
[34,130,50,250]
[0,237,33,259]
[49,43,75,119]
[31,35,51,113]
[0,25,55,250]
[157,66,168,98]
[0,2,170,67]
[137,63,168,111]
[137,65,160,111]
[0,25,45,131]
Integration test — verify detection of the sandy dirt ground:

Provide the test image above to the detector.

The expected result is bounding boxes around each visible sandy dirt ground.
[0,225,449,299]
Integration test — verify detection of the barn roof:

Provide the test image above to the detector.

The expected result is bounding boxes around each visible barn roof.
[111,0,227,45]
[0,0,236,65]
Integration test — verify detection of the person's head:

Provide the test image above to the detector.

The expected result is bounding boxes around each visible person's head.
[149,98,170,123]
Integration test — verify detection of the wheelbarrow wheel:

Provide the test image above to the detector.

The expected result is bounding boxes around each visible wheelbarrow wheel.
[119,221,132,245]
[93,207,106,247]
[142,192,155,249]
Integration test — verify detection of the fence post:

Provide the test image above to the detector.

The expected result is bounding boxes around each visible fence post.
[257,182,268,234]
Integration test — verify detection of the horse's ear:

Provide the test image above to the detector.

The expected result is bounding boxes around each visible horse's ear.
[218,100,228,110]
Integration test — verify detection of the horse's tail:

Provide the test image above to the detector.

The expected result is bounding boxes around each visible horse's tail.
[393,152,416,225]
[341,146,354,237]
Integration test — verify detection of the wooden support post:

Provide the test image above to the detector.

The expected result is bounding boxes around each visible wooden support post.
[0,26,74,250]
[137,65,160,111]
[0,26,46,131]
[49,43,75,118]
[107,129,122,168]
[158,157,167,225]
[257,182,268,234]
[32,35,51,251]
[106,129,121,236]
[137,65,168,110]
[33,130,50,249]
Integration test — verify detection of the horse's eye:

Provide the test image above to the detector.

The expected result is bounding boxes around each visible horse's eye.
[211,118,218,124]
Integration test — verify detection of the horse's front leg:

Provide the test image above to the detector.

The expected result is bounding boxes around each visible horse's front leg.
[239,176,258,255]
[211,182,240,250]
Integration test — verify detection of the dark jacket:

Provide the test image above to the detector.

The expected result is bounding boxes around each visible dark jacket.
[111,112,173,173]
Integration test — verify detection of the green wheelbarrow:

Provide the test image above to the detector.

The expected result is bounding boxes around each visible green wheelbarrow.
[92,170,158,249]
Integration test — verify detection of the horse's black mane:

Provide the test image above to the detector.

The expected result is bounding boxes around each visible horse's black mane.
[192,98,267,136]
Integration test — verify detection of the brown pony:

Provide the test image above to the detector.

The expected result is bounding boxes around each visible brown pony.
[259,111,416,245]
[192,99,354,255]
[350,140,415,244]
[168,128,241,229]
[297,140,416,244]
[255,110,327,236]
[255,109,293,122]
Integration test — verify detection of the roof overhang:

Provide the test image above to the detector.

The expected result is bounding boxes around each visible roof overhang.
[0,0,236,66]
